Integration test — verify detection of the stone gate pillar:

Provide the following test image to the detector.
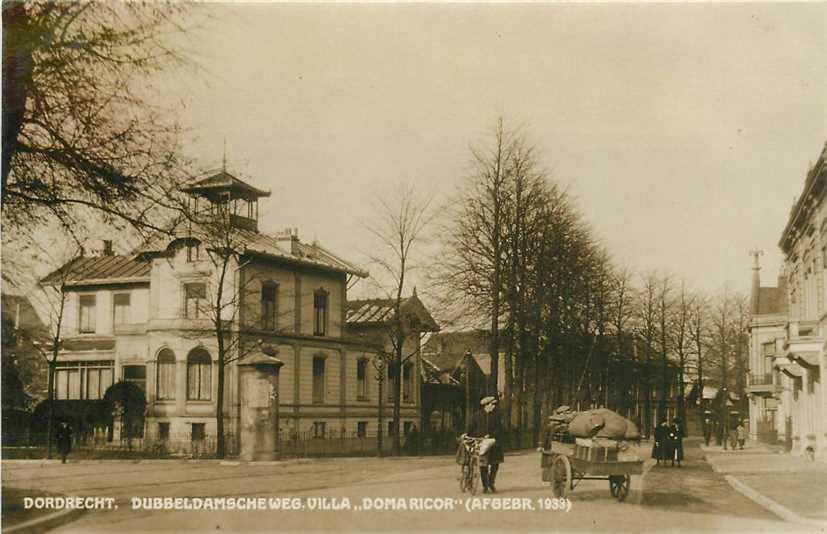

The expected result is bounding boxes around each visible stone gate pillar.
[238,353,284,461]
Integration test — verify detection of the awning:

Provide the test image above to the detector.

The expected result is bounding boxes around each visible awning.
[776,361,804,378]
[790,351,820,369]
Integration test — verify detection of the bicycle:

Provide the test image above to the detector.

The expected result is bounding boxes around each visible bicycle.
[458,434,484,495]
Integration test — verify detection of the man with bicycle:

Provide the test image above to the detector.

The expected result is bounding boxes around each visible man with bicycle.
[467,394,504,493]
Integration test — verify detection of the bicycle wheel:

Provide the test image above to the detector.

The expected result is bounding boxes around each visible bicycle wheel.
[468,455,480,495]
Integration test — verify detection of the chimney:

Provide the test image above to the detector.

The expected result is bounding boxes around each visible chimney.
[749,249,764,314]
[103,240,114,256]
[291,230,300,256]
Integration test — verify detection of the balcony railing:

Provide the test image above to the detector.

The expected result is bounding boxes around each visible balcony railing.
[748,373,775,387]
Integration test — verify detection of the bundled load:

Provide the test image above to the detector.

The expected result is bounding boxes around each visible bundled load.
[546,407,640,441]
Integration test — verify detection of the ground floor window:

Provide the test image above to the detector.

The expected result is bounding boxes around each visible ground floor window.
[191,423,205,442]
[158,422,170,441]
[313,422,326,439]
[357,421,367,438]
[404,421,413,436]
[54,361,114,400]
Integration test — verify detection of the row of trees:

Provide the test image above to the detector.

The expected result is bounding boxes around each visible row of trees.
[429,119,750,441]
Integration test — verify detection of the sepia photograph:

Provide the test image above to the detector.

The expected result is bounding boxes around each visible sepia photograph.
[1,1,825,532]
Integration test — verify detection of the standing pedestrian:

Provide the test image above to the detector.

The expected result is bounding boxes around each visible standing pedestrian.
[467,395,504,493]
[56,422,73,464]
[669,418,684,467]
[703,416,713,446]
[652,419,669,466]
[736,422,747,450]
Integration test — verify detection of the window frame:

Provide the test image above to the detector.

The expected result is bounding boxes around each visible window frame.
[113,292,131,327]
[156,349,176,401]
[402,362,413,403]
[78,293,97,334]
[313,290,328,336]
[187,350,212,401]
[260,282,278,331]
[312,355,326,404]
[312,421,326,439]
[183,282,207,319]
[356,358,369,401]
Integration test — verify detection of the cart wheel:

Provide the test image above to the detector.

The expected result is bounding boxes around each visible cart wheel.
[609,475,630,502]
[550,455,571,498]
[469,455,480,495]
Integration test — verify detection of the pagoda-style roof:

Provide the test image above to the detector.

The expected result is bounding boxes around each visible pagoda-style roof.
[181,170,271,200]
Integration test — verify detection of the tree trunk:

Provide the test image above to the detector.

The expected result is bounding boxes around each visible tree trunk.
[46,360,55,459]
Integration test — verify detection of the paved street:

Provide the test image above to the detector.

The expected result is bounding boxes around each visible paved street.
[3,440,815,532]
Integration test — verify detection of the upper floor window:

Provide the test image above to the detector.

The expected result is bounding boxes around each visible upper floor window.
[113,293,130,326]
[402,363,413,402]
[157,349,176,400]
[186,242,201,262]
[387,363,397,402]
[79,294,96,333]
[312,356,326,403]
[357,359,368,400]
[184,283,207,319]
[761,341,775,357]
[261,283,277,330]
[313,291,328,336]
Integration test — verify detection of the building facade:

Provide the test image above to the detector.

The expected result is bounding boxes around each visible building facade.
[41,171,422,455]
[745,254,787,444]
[775,141,827,460]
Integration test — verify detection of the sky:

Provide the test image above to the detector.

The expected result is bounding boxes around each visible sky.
[163,2,826,297]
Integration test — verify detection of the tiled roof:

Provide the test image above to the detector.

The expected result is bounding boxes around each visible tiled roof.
[423,330,490,355]
[347,298,406,324]
[137,224,368,278]
[755,276,788,315]
[346,294,439,331]
[41,256,151,286]
[422,352,466,374]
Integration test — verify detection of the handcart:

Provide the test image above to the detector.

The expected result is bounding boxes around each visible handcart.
[540,438,643,502]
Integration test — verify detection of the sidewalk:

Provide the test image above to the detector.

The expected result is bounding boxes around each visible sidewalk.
[701,440,827,527]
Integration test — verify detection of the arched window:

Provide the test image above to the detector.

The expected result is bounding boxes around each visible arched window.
[157,349,176,400]
[187,349,212,401]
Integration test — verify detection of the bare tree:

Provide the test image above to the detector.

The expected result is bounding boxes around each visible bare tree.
[36,243,85,458]
[362,182,436,454]
[2,1,197,237]
[669,281,694,433]
[656,274,673,421]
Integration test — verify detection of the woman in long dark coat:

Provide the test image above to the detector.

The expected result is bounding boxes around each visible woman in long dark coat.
[467,396,504,493]
[56,422,73,464]
[652,419,669,465]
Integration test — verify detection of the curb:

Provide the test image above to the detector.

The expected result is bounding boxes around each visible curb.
[724,474,827,529]
[4,507,86,534]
